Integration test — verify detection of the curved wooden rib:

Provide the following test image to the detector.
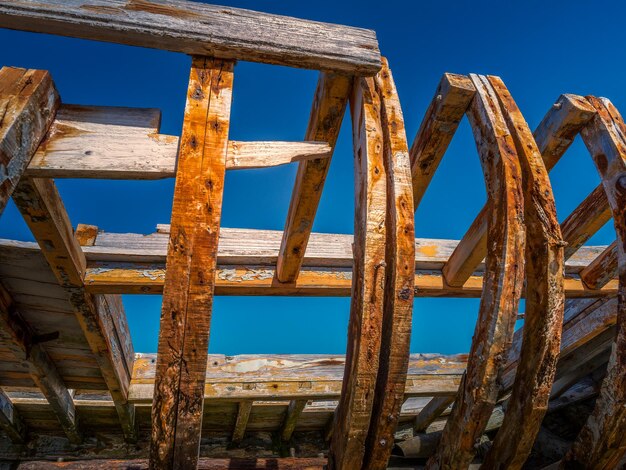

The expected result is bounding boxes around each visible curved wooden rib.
[481,76,565,470]
[581,240,618,290]
[362,58,416,470]
[426,74,525,469]
[559,96,626,469]
[328,76,386,470]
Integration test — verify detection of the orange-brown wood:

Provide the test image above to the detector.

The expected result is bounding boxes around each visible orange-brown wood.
[363,58,415,470]
[328,76,386,470]
[276,73,351,283]
[427,75,525,469]
[581,240,618,290]
[482,76,565,470]
[559,96,626,469]
[149,57,234,470]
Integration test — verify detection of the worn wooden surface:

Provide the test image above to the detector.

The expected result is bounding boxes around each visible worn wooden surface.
[231,401,252,444]
[26,105,332,178]
[276,73,351,283]
[12,178,136,441]
[149,57,233,470]
[362,58,415,470]
[280,399,307,442]
[0,0,381,75]
[410,73,476,209]
[481,76,565,470]
[0,283,81,444]
[0,387,25,443]
[427,74,525,469]
[413,396,454,433]
[0,66,59,215]
[559,96,626,468]
[581,240,618,290]
[329,76,386,470]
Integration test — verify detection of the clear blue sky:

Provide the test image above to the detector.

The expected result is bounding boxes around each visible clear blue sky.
[0,0,619,355]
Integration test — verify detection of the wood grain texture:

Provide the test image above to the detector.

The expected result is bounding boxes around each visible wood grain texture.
[581,240,618,290]
[0,387,25,443]
[26,104,332,178]
[0,0,380,75]
[0,66,59,215]
[362,58,415,470]
[427,74,525,470]
[413,396,454,433]
[280,399,307,441]
[481,76,565,470]
[149,57,233,470]
[443,93,595,287]
[231,400,252,444]
[276,73,351,283]
[559,96,626,469]
[0,283,81,443]
[410,73,476,209]
[12,178,136,442]
[328,76,386,470]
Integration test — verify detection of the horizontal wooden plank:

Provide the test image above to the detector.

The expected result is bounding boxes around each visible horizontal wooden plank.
[0,0,381,74]
[26,104,332,178]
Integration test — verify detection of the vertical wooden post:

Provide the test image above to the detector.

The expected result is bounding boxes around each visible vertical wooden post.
[328,76,386,470]
[149,57,234,470]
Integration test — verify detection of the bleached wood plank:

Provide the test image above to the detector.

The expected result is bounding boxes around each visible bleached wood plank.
[329,76,386,470]
[482,75,564,470]
[150,57,233,470]
[410,73,476,209]
[0,66,59,215]
[427,74,525,470]
[580,240,618,290]
[0,0,381,75]
[26,105,333,178]
[362,58,415,470]
[276,73,352,283]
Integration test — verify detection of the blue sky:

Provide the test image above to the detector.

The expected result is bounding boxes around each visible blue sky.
[0,0,619,355]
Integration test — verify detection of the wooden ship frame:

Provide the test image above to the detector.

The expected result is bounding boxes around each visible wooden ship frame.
[0,1,624,469]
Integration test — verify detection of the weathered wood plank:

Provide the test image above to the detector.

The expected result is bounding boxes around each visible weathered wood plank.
[0,387,26,443]
[427,74,525,469]
[443,93,595,287]
[481,75,565,470]
[280,399,307,442]
[75,224,99,247]
[559,96,626,469]
[561,184,611,260]
[410,73,476,209]
[0,0,381,75]
[16,458,328,470]
[328,76,386,470]
[149,57,233,470]
[362,58,415,470]
[413,396,454,433]
[0,283,81,443]
[275,73,351,283]
[11,178,136,441]
[26,104,333,178]
[581,240,618,290]
[0,66,59,215]
[231,400,252,444]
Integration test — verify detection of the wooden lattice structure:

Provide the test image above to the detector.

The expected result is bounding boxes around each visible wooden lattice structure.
[0,1,624,469]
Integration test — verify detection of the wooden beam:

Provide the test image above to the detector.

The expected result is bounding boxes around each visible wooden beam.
[581,240,618,290]
[0,66,59,215]
[0,387,26,444]
[329,76,386,470]
[0,1,381,75]
[275,73,351,283]
[16,458,328,470]
[0,283,81,443]
[231,401,252,444]
[149,57,234,470]
[362,58,415,470]
[410,73,476,209]
[75,223,99,247]
[443,93,596,287]
[481,76,565,470]
[561,184,611,259]
[559,96,626,469]
[413,396,454,433]
[427,74,525,469]
[25,105,333,178]
[11,178,136,441]
[280,399,307,442]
